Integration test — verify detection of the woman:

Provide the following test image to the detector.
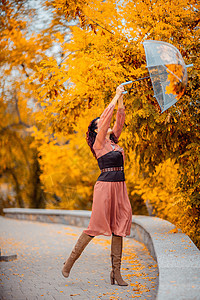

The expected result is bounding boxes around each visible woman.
[62,85,132,286]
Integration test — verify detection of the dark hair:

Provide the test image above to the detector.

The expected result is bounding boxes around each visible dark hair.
[86,117,118,159]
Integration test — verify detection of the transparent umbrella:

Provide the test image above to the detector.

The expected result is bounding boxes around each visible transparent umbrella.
[122,40,193,113]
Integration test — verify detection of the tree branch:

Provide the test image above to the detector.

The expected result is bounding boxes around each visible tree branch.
[21,63,30,78]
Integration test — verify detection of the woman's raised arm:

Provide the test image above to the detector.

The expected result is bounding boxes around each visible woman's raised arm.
[94,86,125,149]
[112,94,125,140]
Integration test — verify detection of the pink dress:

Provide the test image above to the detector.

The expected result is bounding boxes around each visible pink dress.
[83,103,132,237]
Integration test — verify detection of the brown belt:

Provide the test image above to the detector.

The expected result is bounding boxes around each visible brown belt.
[101,166,124,173]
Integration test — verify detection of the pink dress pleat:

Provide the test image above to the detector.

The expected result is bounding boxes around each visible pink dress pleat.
[84,103,132,237]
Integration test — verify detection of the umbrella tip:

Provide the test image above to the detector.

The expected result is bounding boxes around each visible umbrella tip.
[186,64,193,68]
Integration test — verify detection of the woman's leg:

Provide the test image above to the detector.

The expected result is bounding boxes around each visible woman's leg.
[110,233,128,286]
[62,232,94,278]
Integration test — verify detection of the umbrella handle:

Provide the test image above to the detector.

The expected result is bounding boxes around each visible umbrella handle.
[121,81,133,94]
[121,77,150,94]
[121,81,133,86]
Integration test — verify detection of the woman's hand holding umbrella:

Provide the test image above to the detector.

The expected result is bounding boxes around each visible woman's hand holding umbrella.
[110,85,125,107]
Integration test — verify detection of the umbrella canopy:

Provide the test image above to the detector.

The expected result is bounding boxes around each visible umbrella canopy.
[122,40,192,113]
[142,40,188,113]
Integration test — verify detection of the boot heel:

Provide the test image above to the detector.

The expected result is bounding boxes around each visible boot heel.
[110,276,115,285]
[110,272,115,285]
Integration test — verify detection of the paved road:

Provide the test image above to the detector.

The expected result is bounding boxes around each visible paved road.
[0,216,158,300]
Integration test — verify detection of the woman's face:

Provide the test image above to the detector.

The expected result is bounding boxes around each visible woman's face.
[95,119,113,135]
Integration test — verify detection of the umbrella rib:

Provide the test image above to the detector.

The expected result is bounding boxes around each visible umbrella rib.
[153,92,163,97]
[163,65,182,82]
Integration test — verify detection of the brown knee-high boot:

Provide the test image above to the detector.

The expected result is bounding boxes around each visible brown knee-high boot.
[110,234,128,286]
[62,232,94,278]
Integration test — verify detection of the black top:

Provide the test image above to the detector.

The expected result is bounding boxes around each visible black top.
[97,151,125,182]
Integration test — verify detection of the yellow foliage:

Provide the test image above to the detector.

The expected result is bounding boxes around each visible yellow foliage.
[1,0,199,247]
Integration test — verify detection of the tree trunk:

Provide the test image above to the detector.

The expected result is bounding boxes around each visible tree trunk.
[28,149,46,209]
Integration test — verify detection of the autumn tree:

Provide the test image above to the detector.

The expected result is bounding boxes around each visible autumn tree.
[0,0,62,209]
[1,0,199,247]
